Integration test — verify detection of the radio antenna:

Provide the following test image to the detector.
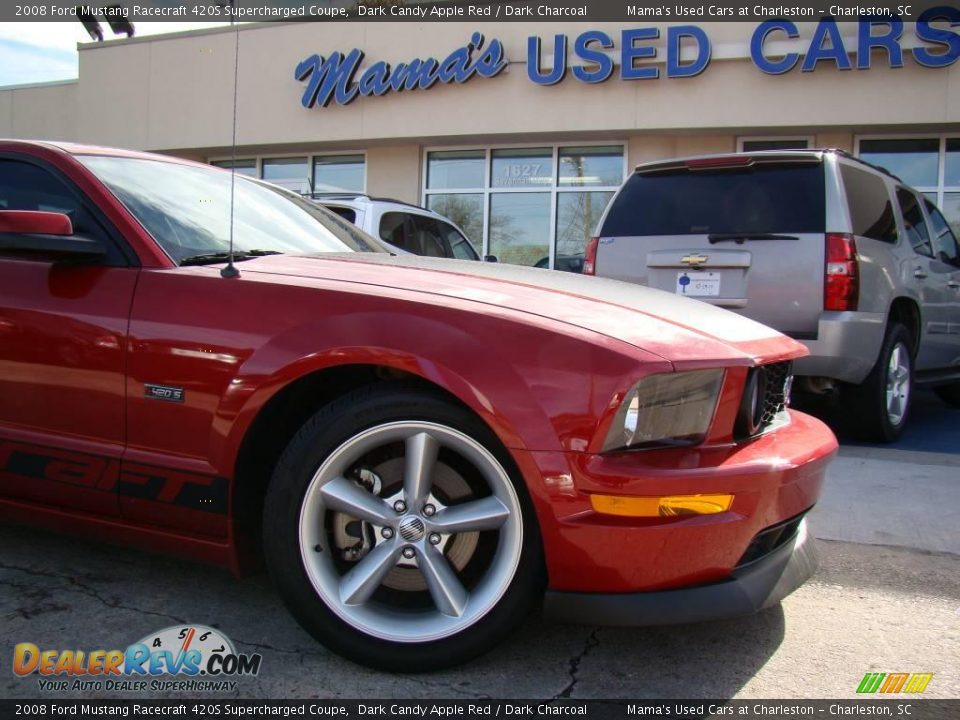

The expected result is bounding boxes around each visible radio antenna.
[221,0,241,279]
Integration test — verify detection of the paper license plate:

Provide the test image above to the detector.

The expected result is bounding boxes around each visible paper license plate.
[676,271,720,297]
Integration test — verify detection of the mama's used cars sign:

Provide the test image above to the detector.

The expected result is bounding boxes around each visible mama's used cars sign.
[294,7,960,108]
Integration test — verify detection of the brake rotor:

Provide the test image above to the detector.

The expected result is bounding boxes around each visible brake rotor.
[332,456,479,592]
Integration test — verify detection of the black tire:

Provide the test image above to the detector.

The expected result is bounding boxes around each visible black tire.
[933,383,960,407]
[262,383,544,671]
[842,322,914,443]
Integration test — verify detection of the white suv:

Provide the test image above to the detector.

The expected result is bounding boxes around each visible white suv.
[308,194,480,261]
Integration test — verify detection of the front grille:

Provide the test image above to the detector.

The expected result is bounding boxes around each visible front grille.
[736,512,806,567]
[735,360,792,439]
[758,360,792,429]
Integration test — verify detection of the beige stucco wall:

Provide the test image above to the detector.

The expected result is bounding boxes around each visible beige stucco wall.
[0,82,79,142]
[52,21,958,155]
[366,145,421,203]
[815,132,855,153]
[1,20,956,212]
[627,134,735,167]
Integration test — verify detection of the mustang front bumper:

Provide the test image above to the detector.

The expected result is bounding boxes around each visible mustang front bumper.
[543,517,817,626]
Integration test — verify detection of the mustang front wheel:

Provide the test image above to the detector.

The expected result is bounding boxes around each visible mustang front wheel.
[263,386,542,671]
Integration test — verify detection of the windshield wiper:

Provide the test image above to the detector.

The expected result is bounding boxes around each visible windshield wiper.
[708,233,799,244]
[179,249,283,266]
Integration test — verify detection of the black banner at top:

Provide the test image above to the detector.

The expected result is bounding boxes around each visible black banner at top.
[3,0,959,23]
[0,699,958,720]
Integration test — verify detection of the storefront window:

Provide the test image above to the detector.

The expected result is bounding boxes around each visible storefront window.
[945,139,960,187]
[859,139,939,188]
[426,194,483,251]
[559,146,624,187]
[424,145,625,269]
[556,191,614,270]
[427,150,485,189]
[211,159,257,177]
[739,139,810,152]
[262,157,310,194]
[858,136,960,243]
[943,194,960,239]
[312,155,364,193]
[489,193,551,266]
[491,148,553,189]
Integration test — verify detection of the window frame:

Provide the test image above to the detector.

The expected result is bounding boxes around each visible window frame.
[210,158,258,177]
[0,152,139,267]
[421,141,627,269]
[208,150,368,195]
[855,133,959,210]
[736,136,814,152]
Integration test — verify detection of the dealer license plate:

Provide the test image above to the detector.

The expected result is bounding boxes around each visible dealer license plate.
[676,271,720,297]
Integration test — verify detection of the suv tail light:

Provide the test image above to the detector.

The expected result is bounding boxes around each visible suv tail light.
[824,233,859,311]
[583,236,599,275]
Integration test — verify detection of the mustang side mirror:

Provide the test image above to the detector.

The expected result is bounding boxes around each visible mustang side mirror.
[0,210,105,260]
[484,254,498,263]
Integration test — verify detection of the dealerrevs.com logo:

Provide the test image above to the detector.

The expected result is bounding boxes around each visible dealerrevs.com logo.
[13,625,262,693]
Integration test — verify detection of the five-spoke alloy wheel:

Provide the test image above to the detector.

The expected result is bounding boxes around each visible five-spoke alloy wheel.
[264,385,542,671]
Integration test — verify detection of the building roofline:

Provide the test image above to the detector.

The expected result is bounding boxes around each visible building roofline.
[76,21,293,51]
[0,78,79,91]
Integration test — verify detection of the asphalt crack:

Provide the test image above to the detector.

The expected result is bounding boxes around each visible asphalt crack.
[552,627,600,700]
[0,561,188,626]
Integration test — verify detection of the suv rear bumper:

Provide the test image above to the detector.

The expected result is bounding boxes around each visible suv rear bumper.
[794,311,885,384]
[544,518,817,626]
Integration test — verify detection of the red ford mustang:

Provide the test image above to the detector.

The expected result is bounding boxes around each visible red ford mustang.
[0,140,837,671]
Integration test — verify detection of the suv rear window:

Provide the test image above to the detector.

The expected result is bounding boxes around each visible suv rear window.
[601,162,826,236]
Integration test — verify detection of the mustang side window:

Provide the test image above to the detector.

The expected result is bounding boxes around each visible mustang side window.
[0,159,119,262]
[0,160,81,216]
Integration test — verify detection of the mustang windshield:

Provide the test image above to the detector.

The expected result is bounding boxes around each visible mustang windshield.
[79,155,386,263]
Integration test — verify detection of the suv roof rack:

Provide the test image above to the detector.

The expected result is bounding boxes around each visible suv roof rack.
[634,148,904,184]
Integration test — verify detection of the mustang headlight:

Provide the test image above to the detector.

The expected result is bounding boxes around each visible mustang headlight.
[602,369,724,452]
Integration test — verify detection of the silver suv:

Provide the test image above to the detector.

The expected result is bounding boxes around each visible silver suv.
[588,150,960,442]
[308,194,480,261]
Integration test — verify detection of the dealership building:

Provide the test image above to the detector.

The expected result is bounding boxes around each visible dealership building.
[1,18,958,267]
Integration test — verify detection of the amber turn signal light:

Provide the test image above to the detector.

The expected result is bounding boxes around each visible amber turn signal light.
[590,493,734,517]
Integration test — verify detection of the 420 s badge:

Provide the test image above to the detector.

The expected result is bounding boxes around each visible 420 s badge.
[13,624,262,693]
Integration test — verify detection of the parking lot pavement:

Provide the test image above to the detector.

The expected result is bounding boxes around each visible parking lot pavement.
[809,389,960,555]
[1,393,957,701]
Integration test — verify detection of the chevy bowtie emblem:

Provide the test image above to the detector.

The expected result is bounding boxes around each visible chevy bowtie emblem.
[680,254,709,267]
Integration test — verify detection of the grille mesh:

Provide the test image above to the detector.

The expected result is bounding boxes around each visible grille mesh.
[736,360,792,439]
[757,360,792,431]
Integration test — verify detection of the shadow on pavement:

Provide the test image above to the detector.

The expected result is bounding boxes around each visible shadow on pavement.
[0,523,786,699]
[797,389,959,455]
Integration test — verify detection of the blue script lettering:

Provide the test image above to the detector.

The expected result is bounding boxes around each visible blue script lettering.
[295,32,507,108]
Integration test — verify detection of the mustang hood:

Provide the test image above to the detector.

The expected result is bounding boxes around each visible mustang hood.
[242,253,806,368]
